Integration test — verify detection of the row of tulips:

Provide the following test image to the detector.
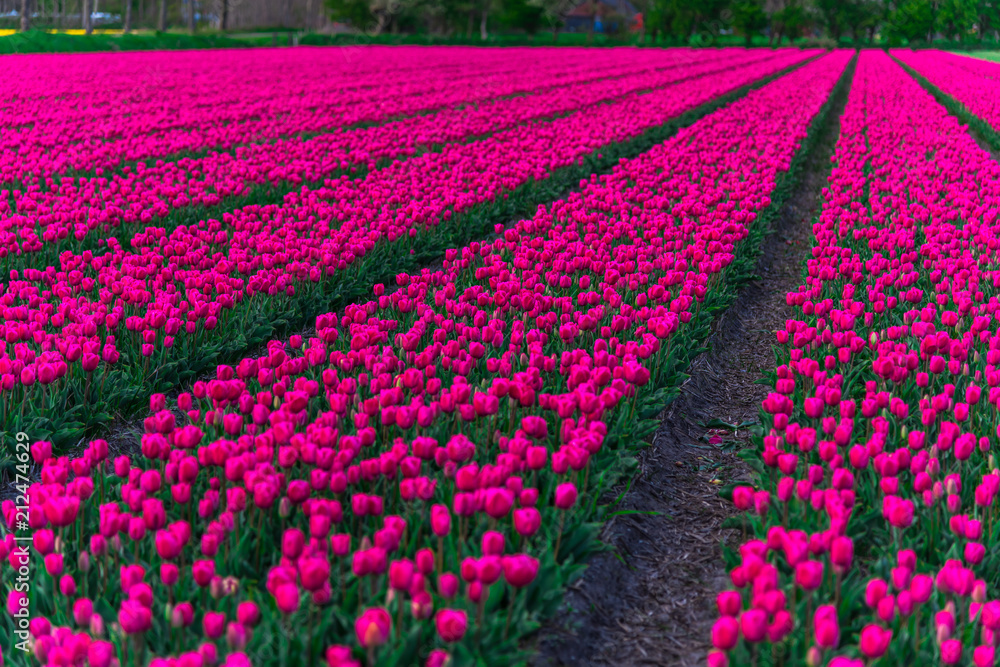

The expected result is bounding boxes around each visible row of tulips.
[3,51,852,667]
[2,47,716,184]
[2,47,794,261]
[891,49,1000,149]
[0,50,818,450]
[711,50,1000,666]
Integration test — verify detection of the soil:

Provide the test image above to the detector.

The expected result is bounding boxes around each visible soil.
[531,73,852,667]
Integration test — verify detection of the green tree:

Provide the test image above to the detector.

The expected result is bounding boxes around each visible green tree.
[665,0,699,39]
[526,0,575,41]
[886,0,935,43]
[645,0,677,42]
[502,0,546,33]
[731,0,766,45]
[815,0,845,41]
[660,0,728,42]
[977,0,1000,40]
[326,0,374,29]
[841,0,879,43]
[775,0,805,43]
[935,0,976,40]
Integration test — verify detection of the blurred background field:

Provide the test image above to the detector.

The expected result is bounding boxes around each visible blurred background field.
[959,50,1000,61]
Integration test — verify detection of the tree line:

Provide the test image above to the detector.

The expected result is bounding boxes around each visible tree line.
[322,0,1000,44]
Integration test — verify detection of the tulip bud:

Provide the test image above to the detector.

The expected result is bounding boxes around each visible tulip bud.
[426,649,451,667]
[227,621,251,650]
[435,609,467,643]
[355,608,391,648]
[410,591,433,620]
[78,551,91,573]
[711,617,739,651]
[482,531,505,556]
[438,573,459,599]
[73,598,94,627]
[859,624,892,659]
[203,611,226,639]
[415,548,435,575]
[973,579,988,603]
[236,602,260,628]
[707,652,728,667]
[554,482,578,510]
[975,645,996,667]
[84,610,104,637]
[160,563,179,587]
[716,591,741,617]
[210,575,225,600]
[740,609,767,643]
[223,576,240,597]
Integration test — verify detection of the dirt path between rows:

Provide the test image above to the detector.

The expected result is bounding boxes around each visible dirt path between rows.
[532,69,852,667]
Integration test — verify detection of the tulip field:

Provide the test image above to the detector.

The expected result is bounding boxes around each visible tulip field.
[9,41,1000,667]
[0,46,820,449]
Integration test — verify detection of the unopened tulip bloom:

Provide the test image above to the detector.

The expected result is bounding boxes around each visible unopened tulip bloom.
[119,600,152,634]
[974,645,996,667]
[513,507,541,537]
[203,611,226,639]
[172,602,195,628]
[711,617,739,651]
[435,609,467,643]
[355,608,391,648]
[275,584,300,615]
[554,483,578,509]
[73,598,94,627]
[740,609,767,643]
[502,555,539,588]
[426,649,451,667]
[237,601,260,627]
[940,639,962,664]
[859,624,891,659]
[438,573,459,599]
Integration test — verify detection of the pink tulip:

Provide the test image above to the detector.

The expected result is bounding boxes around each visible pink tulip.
[711,617,739,651]
[237,602,261,628]
[204,611,226,639]
[554,483,578,509]
[813,605,839,649]
[438,573,459,599]
[707,652,729,667]
[859,624,891,659]
[172,603,194,628]
[426,649,450,667]
[435,609,467,643]
[274,584,300,615]
[739,609,767,643]
[941,638,962,664]
[119,600,152,635]
[502,555,539,588]
[355,608,392,648]
[88,642,115,667]
[974,646,996,667]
